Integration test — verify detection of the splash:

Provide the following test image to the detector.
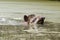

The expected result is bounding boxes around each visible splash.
[0,17,23,25]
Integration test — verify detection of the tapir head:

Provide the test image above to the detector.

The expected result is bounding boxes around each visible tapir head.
[24,14,45,25]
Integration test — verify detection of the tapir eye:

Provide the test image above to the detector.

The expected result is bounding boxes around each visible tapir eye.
[32,18,37,22]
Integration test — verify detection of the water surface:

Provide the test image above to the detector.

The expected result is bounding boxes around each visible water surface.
[0,1,60,40]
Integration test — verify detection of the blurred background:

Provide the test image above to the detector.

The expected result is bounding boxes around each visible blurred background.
[0,0,60,23]
[0,0,60,1]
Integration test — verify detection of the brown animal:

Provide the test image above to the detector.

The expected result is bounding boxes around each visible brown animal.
[24,14,45,25]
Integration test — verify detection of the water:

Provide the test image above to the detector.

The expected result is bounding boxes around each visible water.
[0,1,60,23]
[0,1,60,40]
[0,21,60,40]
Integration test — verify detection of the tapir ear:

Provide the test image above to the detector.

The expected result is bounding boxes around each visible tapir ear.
[37,17,45,25]
[24,15,28,22]
[40,17,45,25]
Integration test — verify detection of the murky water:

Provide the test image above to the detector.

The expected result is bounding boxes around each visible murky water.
[0,1,60,40]
[0,21,60,40]
[0,1,60,22]
[0,18,60,40]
